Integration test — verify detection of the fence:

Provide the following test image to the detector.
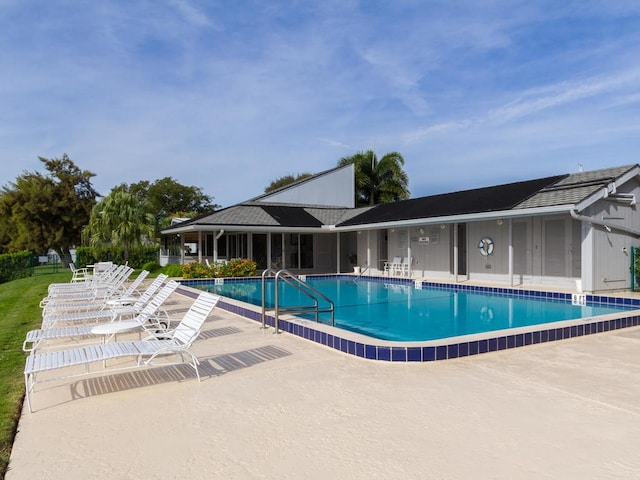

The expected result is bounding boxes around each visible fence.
[30,253,63,276]
[631,247,640,291]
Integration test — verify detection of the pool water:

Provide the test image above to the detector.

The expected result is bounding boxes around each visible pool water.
[197,277,636,342]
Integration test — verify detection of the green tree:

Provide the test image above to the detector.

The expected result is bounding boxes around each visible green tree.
[114,177,217,231]
[83,190,156,262]
[264,173,313,193]
[0,155,97,264]
[338,150,410,206]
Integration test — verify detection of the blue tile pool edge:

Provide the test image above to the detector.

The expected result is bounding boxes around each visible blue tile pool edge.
[179,278,640,362]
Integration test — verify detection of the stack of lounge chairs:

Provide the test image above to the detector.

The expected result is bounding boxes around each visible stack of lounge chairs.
[22,263,220,412]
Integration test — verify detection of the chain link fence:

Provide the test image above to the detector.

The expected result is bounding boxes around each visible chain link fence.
[631,247,640,291]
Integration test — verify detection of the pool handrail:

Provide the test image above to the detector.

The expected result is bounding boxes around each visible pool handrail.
[261,268,278,329]
[261,269,335,333]
[353,264,371,282]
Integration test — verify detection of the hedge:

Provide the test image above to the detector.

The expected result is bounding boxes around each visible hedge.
[74,246,159,269]
[0,251,32,284]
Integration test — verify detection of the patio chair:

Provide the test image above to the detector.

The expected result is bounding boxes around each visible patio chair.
[51,262,118,289]
[400,257,412,276]
[68,262,91,283]
[41,265,134,305]
[41,270,150,315]
[24,279,179,353]
[24,291,220,412]
[39,277,176,329]
[383,257,402,276]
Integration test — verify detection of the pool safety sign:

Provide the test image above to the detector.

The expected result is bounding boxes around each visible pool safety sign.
[571,294,586,306]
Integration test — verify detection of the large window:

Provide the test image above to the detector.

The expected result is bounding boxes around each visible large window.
[300,234,313,268]
[286,233,313,269]
[271,233,283,268]
[252,234,268,269]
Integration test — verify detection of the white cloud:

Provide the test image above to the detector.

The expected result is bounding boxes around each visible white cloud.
[0,1,639,206]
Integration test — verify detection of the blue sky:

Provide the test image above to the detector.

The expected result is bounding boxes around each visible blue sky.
[1,1,639,207]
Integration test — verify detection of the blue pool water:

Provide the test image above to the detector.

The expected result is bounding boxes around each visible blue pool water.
[194,277,636,342]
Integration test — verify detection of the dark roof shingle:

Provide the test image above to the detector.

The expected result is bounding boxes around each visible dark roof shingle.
[338,175,566,226]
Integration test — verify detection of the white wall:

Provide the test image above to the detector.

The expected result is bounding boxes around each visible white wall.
[258,164,355,208]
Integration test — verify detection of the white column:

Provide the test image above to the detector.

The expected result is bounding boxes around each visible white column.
[336,232,341,273]
[367,231,371,270]
[282,234,286,269]
[453,223,459,282]
[508,219,514,287]
[406,227,412,277]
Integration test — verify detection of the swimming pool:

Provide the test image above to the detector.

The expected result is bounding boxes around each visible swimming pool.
[189,276,635,342]
[180,275,640,362]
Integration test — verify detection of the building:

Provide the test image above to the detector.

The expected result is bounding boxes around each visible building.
[161,163,640,293]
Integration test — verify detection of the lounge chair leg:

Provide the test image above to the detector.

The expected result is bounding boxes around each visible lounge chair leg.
[24,375,33,413]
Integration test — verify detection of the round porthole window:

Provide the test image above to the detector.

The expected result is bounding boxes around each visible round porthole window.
[478,237,494,256]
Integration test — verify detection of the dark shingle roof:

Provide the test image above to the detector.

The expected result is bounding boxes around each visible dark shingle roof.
[260,205,323,227]
[162,203,346,230]
[337,175,566,227]
[516,165,636,209]
[163,164,639,233]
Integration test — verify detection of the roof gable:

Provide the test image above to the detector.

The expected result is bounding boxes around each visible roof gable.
[250,164,355,208]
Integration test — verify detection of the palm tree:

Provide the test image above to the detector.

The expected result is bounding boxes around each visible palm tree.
[338,150,410,206]
[83,190,156,262]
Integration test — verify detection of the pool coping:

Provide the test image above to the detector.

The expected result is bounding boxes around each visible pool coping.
[180,275,640,362]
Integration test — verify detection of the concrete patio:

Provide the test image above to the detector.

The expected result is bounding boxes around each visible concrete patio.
[7,288,640,479]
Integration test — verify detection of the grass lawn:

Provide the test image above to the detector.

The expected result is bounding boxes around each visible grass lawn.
[0,267,169,478]
[0,270,72,477]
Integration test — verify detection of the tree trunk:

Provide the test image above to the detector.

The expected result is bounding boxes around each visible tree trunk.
[54,247,72,268]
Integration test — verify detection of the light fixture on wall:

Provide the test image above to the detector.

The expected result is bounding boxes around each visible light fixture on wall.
[440,224,446,230]
[496,219,503,226]
[419,228,425,235]
[391,228,395,233]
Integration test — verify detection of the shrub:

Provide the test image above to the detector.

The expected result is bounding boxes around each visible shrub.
[141,261,161,273]
[181,259,257,279]
[217,259,257,278]
[0,251,32,284]
[163,264,186,278]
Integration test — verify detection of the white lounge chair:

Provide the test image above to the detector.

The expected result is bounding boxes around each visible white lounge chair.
[24,279,179,353]
[24,291,220,412]
[39,277,176,329]
[41,270,150,315]
[41,265,134,305]
[49,262,118,290]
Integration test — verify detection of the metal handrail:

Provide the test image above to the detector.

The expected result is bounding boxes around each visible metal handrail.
[261,268,335,334]
[353,264,371,282]
[261,268,278,329]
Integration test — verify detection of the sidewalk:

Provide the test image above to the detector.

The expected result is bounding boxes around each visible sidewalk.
[8,288,640,479]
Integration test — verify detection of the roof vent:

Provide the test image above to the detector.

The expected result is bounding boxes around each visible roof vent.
[609,192,636,205]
